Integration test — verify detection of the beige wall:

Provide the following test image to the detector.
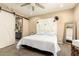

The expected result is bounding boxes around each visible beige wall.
[22,18,29,37]
[29,9,74,43]
[25,4,79,43]
[74,4,79,39]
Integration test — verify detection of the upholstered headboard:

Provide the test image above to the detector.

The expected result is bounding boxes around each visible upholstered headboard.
[36,18,57,34]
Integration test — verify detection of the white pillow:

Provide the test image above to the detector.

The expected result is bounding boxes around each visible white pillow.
[36,32,56,36]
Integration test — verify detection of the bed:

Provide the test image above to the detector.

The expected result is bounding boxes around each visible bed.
[16,33,60,56]
[16,18,60,56]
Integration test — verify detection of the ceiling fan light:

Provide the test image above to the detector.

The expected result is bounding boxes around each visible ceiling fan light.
[31,3,35,6]
[60,4,64,8]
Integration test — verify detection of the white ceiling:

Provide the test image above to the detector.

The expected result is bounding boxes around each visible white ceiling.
[0,3,76,18]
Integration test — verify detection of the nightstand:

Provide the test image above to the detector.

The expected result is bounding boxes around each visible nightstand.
[15,32,22,39]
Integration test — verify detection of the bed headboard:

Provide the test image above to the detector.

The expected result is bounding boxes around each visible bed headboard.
[36,18,57,34]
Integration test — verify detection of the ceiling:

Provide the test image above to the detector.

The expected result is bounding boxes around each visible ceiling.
[0,3,76,18]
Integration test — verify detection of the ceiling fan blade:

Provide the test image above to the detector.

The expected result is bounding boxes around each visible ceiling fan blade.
[35,3,45,9]
[32,6,34,11]
[21,3,30,7]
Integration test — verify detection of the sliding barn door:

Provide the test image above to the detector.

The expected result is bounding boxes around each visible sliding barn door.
[0,11,15,48]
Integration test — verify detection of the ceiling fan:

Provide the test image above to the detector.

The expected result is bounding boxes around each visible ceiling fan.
[21,3,45,11]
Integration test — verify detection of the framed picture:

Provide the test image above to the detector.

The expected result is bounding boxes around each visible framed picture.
[15,16,23,39]
[15,16,23,32]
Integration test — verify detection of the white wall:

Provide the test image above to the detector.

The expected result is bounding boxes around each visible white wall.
[0,10,15,48]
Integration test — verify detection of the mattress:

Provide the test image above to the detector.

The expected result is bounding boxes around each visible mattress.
[16,34,60,56]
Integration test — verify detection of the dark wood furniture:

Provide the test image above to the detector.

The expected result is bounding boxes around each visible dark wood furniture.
[15,32,22,39]
[71,44,79,56]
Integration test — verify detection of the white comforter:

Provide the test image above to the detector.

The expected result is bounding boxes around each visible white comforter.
[16,34,60,56]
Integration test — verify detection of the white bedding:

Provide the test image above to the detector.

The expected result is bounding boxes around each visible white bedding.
[16,34,60,56]
[72,40,79,47]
